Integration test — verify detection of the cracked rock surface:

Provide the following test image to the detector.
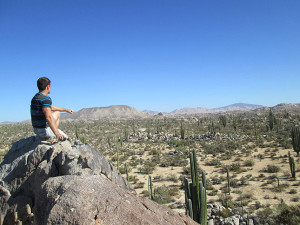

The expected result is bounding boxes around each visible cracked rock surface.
[0,136,197,225]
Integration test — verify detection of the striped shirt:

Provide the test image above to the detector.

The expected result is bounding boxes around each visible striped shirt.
[30,93,52,128]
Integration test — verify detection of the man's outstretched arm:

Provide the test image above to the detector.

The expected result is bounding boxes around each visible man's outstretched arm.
[51,106,73,114]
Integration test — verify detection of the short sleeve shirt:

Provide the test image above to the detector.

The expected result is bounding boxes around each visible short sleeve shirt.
[30,93,52,128]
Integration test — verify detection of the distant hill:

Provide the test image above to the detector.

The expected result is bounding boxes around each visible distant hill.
[61,105,150,120]
[54,103,300,121]
[255,103,300,114]
[169,103,264,115]
[0,121,17,124]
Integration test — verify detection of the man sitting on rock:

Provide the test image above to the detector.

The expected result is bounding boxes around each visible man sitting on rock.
[30,77,73,141]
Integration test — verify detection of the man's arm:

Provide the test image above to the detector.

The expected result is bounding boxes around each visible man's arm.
[51,106,73,114]
[42,107,65,140]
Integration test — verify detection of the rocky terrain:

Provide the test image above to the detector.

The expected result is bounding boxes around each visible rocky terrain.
[0,137,196,225]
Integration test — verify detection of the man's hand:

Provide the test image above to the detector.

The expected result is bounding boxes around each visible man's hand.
[56,132,66,141]
[66,109,73,114]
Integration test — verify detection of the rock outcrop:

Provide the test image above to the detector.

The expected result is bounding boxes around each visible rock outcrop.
[0,136,197,225]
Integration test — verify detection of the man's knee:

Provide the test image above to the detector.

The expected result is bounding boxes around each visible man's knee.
[52,111,61,121]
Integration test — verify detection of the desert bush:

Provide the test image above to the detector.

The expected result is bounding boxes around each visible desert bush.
[211,176,225,185]
[289,189,298,194]
[274,203,300,225]
[229,179,239,188]
[256,207,274,224]
[243,159,255,167]
[166,174,179,183]
[160,154,188,167]
[139,161,156,174]
[135,182,145,189]
[152,185,179,205]
[219,194,235,209]
[205,159,222,167]
[222,163,243,173]
[220,208,231,218]
[265,165,280,173]
[240,176,249,186]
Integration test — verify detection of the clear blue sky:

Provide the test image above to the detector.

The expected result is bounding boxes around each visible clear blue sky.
[1,1,299,122]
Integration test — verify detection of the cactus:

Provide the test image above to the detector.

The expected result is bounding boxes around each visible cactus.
[291,126,300,156]
[219,115,227,128]
[289,151,296,178]
[268,109,275,131]
[81,136,86,144]
[208,122,216,136]
[184,177,191,215]
[120,137,123,147]
[184,149,207,224]
[232,117,237,131]
[227,167,231,195]
[148,175,153,200]
[188,199,193,219]
[125,163,129,182]
[180,121,185,140]
[75,125,79,139]
[107,137,111,148]
[117,147,119,171]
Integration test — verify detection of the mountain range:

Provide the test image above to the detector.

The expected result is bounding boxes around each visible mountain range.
[3,103,300,123]
[61,103,265,120]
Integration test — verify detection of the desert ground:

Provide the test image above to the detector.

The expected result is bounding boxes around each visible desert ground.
[1,109,299,221]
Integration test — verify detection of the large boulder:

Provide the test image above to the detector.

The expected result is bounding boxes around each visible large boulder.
[0,136,197,225]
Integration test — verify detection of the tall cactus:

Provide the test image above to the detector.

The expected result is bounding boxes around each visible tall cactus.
[180,120,185,140]
[289,151,296,179]
[268,109,275,131]
[148,175,153,200]
[291,126,300,156]
[184,149,207,224]
[125,163,129,181]
[227,167,231,195]
[117,147,119,171]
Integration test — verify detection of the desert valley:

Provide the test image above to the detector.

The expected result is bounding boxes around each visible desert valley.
[1,103,300,224]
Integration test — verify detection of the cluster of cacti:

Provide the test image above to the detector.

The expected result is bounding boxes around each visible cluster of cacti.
[219,115,227,128]
[184,149,207,224]
[288,151,296,178]
[291,126,300,156]
[148,175,153,200]
[208,121,216,136]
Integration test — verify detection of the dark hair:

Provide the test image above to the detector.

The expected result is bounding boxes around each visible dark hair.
[37,77,51,91]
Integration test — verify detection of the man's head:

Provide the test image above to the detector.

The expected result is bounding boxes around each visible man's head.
[37,77,51,92]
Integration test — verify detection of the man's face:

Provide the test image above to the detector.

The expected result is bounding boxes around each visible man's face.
[47,84,51,94]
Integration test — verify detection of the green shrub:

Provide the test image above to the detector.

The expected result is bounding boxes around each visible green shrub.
[244,160,255,167]
[205,159,222,167]
[152,185,179,204]
[274,204,300,225]
[265,165,280,173]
